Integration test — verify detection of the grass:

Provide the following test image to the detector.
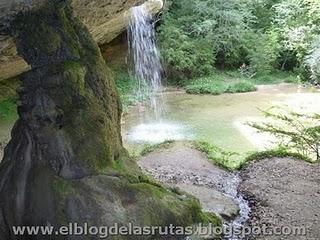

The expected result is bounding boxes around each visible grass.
[132,138,314,173]
[140,140,175,156]
[194,141,244,170]
[253,71,300,85]
[182,70,299,95]
[194,141,313,171]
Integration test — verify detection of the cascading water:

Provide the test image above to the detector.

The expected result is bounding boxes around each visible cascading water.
[126,3,189,143]
[128,4,164,120]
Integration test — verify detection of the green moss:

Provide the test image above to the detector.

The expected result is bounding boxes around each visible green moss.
[56,6,81,58]
[242,147,313,169]
[195,140,313,170]
[0,77,21,102]
[63,61,87,96]
[53,177,75,197]
[0,99,18,122]
[199,212,223,227]
[37,22,61,53]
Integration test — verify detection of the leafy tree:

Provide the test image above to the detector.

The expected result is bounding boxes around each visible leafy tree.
[305,35,320,85]
[158,0,320,82]
[158,0,255,78]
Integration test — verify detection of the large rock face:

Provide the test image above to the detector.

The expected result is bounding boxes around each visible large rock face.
[0,0,163,81]
[0,1,211,239]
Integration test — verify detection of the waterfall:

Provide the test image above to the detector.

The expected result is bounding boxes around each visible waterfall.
[128,4,164,120]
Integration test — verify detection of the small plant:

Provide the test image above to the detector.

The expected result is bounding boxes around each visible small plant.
[185,82,226,95]
[248,107,320,162]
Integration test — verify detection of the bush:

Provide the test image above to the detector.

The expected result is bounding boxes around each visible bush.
[226,81,257,93]
[159,21,215,79]
[245,31,280,75]
[184,73,257,95]
[185,82,226,95]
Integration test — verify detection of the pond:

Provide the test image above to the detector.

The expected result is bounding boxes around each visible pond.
[122,84,320,153]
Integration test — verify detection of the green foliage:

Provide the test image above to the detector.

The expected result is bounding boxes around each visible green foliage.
[183,72,257,95]
[226,81,257,93]
[305,35,320,85]
[245,31,280,75]
[271,0,320,73]
[159,0,320,82]
[253,71,299,84]
[195,141,242,170]
[186,82,226,95]
[159,0,253,78]
[244,146,312,167]
[159,16,215,79]
[248,107,320,161]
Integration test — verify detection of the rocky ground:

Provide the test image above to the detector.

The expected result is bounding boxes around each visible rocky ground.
[240,158,320,240]
[139,142,244,221]
[139,142,320,240]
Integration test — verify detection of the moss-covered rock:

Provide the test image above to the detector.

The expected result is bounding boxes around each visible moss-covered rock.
[0,1,214,239]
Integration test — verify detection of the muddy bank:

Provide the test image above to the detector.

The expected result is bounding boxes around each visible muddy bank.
[240,158,320,240]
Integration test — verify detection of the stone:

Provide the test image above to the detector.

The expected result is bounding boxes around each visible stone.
[0,0,163,81]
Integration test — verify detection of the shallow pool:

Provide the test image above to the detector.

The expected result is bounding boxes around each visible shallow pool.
[122,84,320,153]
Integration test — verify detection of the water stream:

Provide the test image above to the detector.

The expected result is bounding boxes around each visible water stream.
[128,4,164,120]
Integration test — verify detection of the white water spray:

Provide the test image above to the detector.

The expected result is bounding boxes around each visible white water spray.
[128,4,164,120]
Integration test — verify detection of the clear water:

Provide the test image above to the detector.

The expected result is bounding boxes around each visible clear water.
[128,4,164,120]
[123,84,320,152]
